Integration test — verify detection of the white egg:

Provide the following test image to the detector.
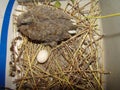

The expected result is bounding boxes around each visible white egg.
[37,49,49,63]
[68,30,77,34]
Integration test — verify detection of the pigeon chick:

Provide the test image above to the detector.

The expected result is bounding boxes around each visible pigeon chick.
[17,5,77,48]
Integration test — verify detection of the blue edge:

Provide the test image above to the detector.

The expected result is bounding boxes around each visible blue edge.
[0,0,15,88]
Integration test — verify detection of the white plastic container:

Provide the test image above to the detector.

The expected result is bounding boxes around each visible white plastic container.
[1,0,120,90]
[0,0,15,89]
[100,0,120,90]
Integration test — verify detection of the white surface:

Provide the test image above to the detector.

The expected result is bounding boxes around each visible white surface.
[0,0,8,38]
[100,0,120,90]
[0,0,14,88]
[5,1,18,89]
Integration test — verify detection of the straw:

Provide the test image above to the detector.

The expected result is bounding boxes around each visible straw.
[9,0,109,90]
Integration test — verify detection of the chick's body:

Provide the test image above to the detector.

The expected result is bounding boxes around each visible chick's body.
[17,5,76,47]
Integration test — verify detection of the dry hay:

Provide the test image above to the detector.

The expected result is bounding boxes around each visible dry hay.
[10,0,107,90]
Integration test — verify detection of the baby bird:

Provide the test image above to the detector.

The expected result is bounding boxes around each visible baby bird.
[17,5,77,47]
[17,5,77,63]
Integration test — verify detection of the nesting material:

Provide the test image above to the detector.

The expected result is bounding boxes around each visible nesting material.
[9,0,107,90]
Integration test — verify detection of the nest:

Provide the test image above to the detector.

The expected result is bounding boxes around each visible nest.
[10,0,107,90]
